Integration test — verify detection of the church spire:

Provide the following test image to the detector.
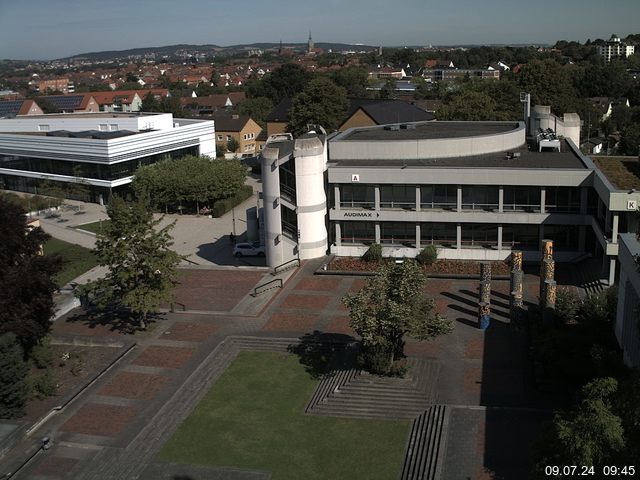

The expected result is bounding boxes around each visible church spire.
[307,31,314,53]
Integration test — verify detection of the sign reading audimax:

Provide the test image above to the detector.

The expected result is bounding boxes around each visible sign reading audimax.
[342,211,380,218]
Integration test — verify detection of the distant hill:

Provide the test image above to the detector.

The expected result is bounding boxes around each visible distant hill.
[63,42,380,61]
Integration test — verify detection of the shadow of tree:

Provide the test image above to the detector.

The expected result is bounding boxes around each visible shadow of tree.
[65,306,165,334]
[287,330,357,379]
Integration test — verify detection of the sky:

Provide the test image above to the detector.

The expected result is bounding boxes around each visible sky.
[0,0,638,60]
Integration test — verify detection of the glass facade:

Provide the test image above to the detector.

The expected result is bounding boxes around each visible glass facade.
[380,222,415,246]
[543,224,580,250]
[279,162,296,203]
[341,221,375,245]
[421,185,457,210]
[503,186,541,212]
[281,205,298,240]
[502,224,539,250]
[421,222,457,248]
[545,187,581,213]
[0,147,198,182]
[340,184,374,209]
[380,185,415,209]
[461,223,498,248]
[462,186,499,211]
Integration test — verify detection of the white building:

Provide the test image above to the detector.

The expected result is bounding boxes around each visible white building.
[598,34,635,63]
[0,112,215,204]
[615,233,640,367]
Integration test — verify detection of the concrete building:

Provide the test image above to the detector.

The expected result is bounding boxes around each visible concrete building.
[615,233,640,367]
[0,112,215,204]
[259,110,640,286]
[211,114,262,157]
[38,78,74,94]
[598,34,635,63]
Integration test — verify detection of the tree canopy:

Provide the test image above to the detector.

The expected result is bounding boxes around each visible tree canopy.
[343,260,453,374]
[82,197,182,329]
[287,77,348,136]
[0,196,61,349]
[132,155,247,213]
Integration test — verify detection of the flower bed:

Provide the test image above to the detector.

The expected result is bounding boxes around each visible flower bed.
[328,257,511,276]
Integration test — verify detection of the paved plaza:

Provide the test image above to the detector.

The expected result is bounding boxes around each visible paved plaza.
[0,254,564,480]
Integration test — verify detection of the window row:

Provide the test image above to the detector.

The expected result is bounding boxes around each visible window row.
[339,222,580,251]
[338,184,584,213]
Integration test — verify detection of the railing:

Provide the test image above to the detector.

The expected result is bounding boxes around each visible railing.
[273,258,300,275]
[340,201,375,209]
[461,203,499,211]
[170,302,186,312]
[252,278,283,296]
[502,204,541,212]
[420,202,457,210]
[380,201,415,209]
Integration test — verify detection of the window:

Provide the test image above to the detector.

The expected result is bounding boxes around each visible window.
[380,185,415,209]
[543,225,579,251]
[381,222,416,246]
[340,184,374,209]
[502,224,539,250]
[421,185,456,210]
[109,124,118,131]
[461,224,498,248]
[38,124,50,132]
[503,187,540,212]
[226,135,232,141]
[545,187,580,213]
[217,135,223,141]
[341,221,375,244]
[462,186,499,211]
[421,222,457,248]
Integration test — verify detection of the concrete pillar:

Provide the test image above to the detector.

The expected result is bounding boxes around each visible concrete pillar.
[335,223,341,247]
[612,213,619,243]
[497,225,503,252]
[375,222,380,244]
[334,185,341,211]
[540,187,546,214]
[374,186,380,211]
[416,224,421,250]
[456,223,462,250]
[512,250,523,271]
[478,301,490,329]
[479,280,491,305]
[580,187,588,215]
[539,239,554,307]
[415,186,421,212]
[480,262,492,282]
[498,186,504,213]
[609,258,616,286]
[457,185,462,212]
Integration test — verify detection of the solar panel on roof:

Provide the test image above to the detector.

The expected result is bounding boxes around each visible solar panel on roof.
[0,100,23,117]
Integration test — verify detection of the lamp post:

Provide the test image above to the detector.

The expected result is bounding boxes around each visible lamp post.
[232,206,236,236]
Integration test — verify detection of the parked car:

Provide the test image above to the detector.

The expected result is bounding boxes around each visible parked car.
[233,242,265,257]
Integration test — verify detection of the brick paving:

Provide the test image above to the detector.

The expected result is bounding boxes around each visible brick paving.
[159,322,218,342]
[61,404,137,437]
[172,270,264,311]
[18,259,559,480]
[132,346,194,369]
[98,372,170,400]
[32,456,80,476]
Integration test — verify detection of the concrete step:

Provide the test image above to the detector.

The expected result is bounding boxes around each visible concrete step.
[311,403,420,420]
[400,405,448,480]
[333,386,430,401]
[321,396,429,411]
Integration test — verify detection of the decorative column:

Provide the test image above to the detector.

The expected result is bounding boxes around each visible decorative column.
[510,251,524,322]
[539,239,555,306]
[478,262,492,329]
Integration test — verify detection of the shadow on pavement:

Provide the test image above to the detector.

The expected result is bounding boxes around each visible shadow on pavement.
[288,330,357,379]
[195,236,266,267]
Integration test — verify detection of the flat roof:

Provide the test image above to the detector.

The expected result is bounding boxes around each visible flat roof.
[593,156,640,190]
[329,140,586,170]
[5,112,160,119]
[340,121,519,141]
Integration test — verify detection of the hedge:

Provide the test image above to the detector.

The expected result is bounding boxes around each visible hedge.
[212,185,254,218]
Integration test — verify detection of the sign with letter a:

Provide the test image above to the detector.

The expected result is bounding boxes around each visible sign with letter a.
[351,174,360,182]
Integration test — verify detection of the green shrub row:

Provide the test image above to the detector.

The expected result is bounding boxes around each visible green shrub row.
[212,185,254,218]
[1,192,61,213]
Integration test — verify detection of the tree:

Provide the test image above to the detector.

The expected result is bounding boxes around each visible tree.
[140,92,160,112]
[247,63,314,104]
[343,260,453,374]
[437,90,499,121]
[620,123,640,156]
[226,137,240,154]
[535,377,624,475]
[0,333,29,419]
[0,197,61,349]
[83,197,182,329]
[331,67,370,97]
[238,97,273,126]
[517,59,578,114]
[378,79,397,99]
[287,77,348,136]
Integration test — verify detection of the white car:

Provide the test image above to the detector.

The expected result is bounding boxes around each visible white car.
[233,242,265,257]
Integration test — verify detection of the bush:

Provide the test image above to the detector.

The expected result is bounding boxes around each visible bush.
[212,185,254,218]
[555,288,580,325]
[416,245,438,266]
[580,288,618,325]
[0,333,29,418]
[358,342,392,375]
[362,243,383,262]
[30,337,53,369]
[29,370,57,400]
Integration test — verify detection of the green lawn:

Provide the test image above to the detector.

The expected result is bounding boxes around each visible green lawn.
[158,351,410,480]
[43,238,98,287]
[74,220,110,234]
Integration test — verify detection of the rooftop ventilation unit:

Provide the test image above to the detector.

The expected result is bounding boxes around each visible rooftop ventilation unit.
[400,124,416,130]
[384,124,400,131]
